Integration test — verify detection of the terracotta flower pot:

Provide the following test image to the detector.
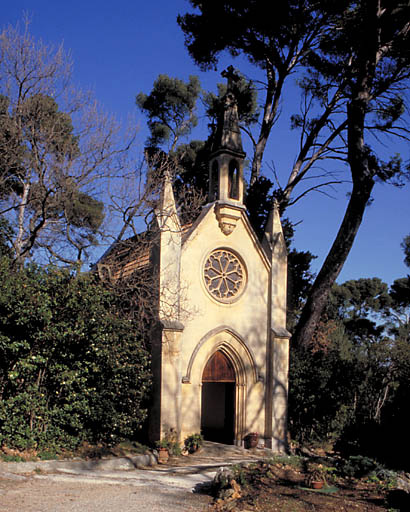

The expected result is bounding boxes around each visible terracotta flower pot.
[311,481,324,489]
[158,447,169,464]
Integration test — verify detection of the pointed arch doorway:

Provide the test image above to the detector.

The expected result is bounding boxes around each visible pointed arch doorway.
[201,350,236,444]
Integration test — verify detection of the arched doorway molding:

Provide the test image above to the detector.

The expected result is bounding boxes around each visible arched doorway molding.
[182,326,258,445]
[182,326,258,386]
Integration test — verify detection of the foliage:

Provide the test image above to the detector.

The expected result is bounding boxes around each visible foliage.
[0,257,151,451]
[136,74,200,151]
[155,429,182,456]
[184,432,203,453]
[305,462,329,486]
[171,139,210,223]
[291,0,410,348]
[155,438,171,450]
[245,176,275,239]
[370,468,398,491]
[178,0,335,184]
[402,235,410,268]
[230,464,249,487]
[172,140,210,199]
[0,454,25,462]
[0,19,132,267]
[179,1,410,352]
[289,342,357,444]
[337,455,379,480]
[38,450,59,460]
[289,249,410,471]
[287,248,317,331]
[0,217,13,258]
[268,454,305,471]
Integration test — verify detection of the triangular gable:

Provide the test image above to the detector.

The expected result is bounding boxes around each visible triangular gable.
[182,202,271,272]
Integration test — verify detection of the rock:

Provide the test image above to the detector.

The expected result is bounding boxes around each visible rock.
[297,446,316,457]
[217,479,241,501]
[220,488,235,500]
[212,468,242,503]
[386,474,410,511]
[213,467,235,490]
[223,501,238,511]
[397,475,410,493]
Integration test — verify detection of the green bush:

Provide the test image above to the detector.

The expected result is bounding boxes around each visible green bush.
[38,450,59,460]
[338,455,379,479]
[289,346,356,445]
[155,429,182,456]
[0,454,25,462]
[0,258,151,451]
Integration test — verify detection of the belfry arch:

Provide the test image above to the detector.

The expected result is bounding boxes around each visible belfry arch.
[228,160,240,200]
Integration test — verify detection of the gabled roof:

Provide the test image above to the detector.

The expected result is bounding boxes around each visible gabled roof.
[96,222,194,282]
[95,230,153,281]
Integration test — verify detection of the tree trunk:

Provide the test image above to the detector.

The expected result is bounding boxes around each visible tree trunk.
[250,64,284,185]
[14,181,30,268]
[250,128,270,185]
[291,175,374,349]
[292,94,373,349]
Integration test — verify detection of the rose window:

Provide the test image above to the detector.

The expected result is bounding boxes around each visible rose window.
[204,249,246,302]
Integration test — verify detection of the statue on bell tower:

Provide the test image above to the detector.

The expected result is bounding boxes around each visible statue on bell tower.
[208,66,246,206]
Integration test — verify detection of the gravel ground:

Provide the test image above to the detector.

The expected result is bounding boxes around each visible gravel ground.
[0,442,265,512]
[0,470,213,512]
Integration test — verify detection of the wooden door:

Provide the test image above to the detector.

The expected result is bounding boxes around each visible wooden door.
[201,351,236,444]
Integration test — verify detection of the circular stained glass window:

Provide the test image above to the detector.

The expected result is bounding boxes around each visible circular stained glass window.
[204,249,246,302]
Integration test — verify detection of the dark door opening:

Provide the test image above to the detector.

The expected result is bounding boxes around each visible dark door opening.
[201,351,235,445]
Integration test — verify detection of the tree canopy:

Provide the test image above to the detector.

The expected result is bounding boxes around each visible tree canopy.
[0,20,132,268]
[289,263,410,468]
[136,74,200,152]
[402,234,410,268]
[179,0,410,348]
[178,0,331,184]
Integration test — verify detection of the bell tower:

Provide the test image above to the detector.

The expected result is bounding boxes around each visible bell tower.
[209,67,246,235]
[209,67,246,206]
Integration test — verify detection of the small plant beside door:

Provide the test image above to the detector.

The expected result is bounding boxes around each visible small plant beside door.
[184,433,204,454]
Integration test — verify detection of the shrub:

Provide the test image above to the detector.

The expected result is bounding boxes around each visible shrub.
[0,258,151,451]
[338,455,379,479]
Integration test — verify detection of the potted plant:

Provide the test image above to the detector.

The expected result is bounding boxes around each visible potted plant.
[184,433,204,454]
[305,463,327,489]
[155,439,170,464]
[244,432,259,449]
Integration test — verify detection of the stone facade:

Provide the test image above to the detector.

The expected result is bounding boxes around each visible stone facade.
[100,70,290,451]
[149,72,290,450]
[152,183,290,450]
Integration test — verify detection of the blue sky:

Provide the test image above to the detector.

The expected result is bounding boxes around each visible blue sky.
[3,0,409,285]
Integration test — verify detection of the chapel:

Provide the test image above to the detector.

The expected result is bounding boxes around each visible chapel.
[98,70,290,451]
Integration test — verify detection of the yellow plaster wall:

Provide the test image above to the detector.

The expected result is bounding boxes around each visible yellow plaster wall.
[177,204,272,443]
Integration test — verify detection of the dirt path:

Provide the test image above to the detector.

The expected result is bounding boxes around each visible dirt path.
[1,443,400,511]
[0,442,268,512]
[0,470,212,512]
